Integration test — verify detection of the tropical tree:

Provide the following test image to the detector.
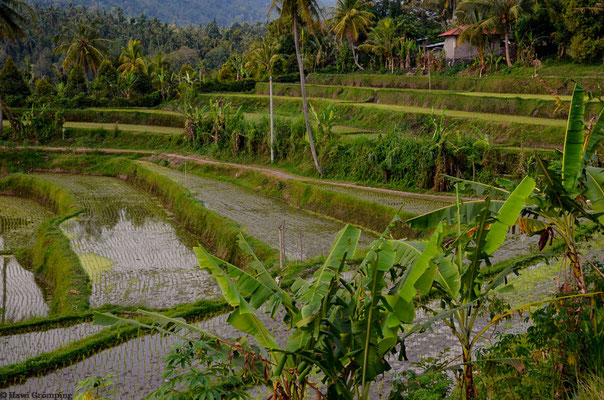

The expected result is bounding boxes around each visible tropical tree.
[269,0,323,175]
[327,0,375,70]
[117,38,148,76]
[247,37,281,77]
[52,21,109,78]
[0,0,36,136]
[456,0,524,66]
[456,4,492,75]
[0,0,35,41]
[359,17,399,73]
[409,85,604,294]
[148,52,170,76]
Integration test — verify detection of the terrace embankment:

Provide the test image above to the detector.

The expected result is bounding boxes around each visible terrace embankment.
[0,174,89,314]
[305,73,602,95]
[255,82,601,120]
[196,93,569,148]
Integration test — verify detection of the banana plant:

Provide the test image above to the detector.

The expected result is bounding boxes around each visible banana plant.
[404,177,536,399]
[408,84,603,293]
[94,218,451,399]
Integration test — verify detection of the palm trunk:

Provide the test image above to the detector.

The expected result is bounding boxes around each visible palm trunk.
[293,15,322,175]
[350,40,364,70]
[479,47,485,76]
[504,26,512,67]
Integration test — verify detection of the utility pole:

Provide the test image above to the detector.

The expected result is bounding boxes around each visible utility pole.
[270,76,274,163]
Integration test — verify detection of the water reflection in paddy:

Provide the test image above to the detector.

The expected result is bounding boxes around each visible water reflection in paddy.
[0,256,49,323]
[33,173,219,309]
[140,162,377,260]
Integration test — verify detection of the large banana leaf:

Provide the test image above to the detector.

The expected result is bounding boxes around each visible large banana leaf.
[434,256,460,298]
[442,174,511,197]
[195,246,279,353]
[236,233,295,313]
[297,224,361,323]
[484,176,536,255]
[383,222,444,333]
[562,84,586,193]
[406,200,504,230]
[585,166,604,224]
[584,109,603,163]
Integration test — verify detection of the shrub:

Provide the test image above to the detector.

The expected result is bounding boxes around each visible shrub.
[0,57,30,105]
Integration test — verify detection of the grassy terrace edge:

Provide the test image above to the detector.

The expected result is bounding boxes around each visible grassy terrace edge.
[306,73,602,95]
[0,174,90,314]
[196,93,567,148]
[256,82,601,120]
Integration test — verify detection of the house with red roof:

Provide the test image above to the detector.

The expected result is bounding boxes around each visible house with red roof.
[439,25,505,63]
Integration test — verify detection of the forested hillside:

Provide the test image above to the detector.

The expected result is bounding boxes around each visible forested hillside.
[33,0,272,26]
[0,4,268,79]
[33,0,334,26]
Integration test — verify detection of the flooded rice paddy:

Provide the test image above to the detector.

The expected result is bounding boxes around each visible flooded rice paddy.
[33,173,220,309]
[0,322,105,366]
[140,162,377,260]
[3,167,601,398]
[0,256,49,323]
[7,245,583,399]
[0,195,54,251]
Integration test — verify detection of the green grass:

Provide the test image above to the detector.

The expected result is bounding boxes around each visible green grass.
[256,82,602,120]
[198,93,566,148]
[307,73,602,95]
[223,92,568,126]
[63,122,183,134]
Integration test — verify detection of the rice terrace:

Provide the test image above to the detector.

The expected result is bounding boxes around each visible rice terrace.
[0,0,603,399]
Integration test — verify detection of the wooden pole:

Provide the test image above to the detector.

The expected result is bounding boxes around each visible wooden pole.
[270,76,275,163]
[278,222,285,273]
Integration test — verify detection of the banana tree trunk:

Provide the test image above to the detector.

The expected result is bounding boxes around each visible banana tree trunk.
[293,15,322,175]
[462,346,477,399]
[504,26,513,67]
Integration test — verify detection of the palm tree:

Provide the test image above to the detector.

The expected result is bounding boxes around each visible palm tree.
[0,0,36,137]
[359,17,399,73]
[53,21,109,78]
[456,5,491,75]
[247,38,281,76]
[327,0,374,70]
[117,38,148,76]
[269,0,323,175]
[0,0,36,41]
[457,0,523,66]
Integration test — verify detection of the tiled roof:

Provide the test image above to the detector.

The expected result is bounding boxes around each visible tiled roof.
[439,25,500,37]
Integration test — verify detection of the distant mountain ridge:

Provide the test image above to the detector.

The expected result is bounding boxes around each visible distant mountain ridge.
[33,0,335,26]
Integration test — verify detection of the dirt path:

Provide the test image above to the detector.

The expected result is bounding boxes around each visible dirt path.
[2,145,462,202]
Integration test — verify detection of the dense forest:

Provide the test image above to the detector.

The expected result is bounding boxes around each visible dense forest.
[34,0,284,26]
